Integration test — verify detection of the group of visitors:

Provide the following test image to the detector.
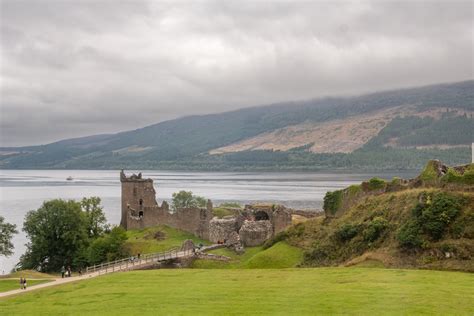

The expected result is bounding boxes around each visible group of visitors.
[19,277,27,290]
[61,266,72,278]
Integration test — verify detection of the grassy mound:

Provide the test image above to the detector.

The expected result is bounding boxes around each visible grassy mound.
[244,242,303,268]
[1,268,473,315]
[124,225,209,255]
[192,242,303,269]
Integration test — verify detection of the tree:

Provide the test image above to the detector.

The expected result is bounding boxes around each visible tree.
[21,199,88,272]
[171,190,207,210]
[0,216,17,257]
[87,226,129,265]
[81,197,109,239]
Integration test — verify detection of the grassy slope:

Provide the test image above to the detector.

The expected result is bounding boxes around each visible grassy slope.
[291,188,474,271]
[123,225,209,255]
[244,242,303,268]
[191,242,303,269]
[0,279,51,293]
[0,268,473,315]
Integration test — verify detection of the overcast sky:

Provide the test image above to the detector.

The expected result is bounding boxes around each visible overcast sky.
[1,0,473,147]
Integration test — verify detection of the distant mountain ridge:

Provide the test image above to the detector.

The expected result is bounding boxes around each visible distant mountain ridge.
[1,80,473,170]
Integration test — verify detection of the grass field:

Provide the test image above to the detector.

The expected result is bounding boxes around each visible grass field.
[1,268,473,315]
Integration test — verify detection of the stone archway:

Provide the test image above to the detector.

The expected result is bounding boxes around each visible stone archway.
[254,210,270,221]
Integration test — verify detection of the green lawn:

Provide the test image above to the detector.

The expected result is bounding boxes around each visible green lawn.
[0,279,52,293]
[0,268,473,315]
[124,225,209,255]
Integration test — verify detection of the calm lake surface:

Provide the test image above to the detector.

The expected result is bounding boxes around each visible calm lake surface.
[0,169,417,273]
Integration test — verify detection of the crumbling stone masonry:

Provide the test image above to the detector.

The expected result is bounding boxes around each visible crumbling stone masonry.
[120,171,293,246]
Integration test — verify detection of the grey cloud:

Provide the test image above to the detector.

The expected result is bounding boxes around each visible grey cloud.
[1,0,473,146]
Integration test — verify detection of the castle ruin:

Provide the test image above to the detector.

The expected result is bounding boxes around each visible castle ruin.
[120,170,292,247]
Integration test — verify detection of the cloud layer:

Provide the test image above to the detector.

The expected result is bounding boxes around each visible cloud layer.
[1,0,473,146]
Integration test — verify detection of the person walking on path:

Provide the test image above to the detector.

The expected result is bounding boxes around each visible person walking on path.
[61,266,65,278]
[23,278,27,290]
[19,278,23,290]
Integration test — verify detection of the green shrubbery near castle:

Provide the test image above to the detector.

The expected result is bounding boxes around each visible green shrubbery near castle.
[367,177,386,190]
[397,193,464,249]
[441,165,474,185]
[323,190,343,215]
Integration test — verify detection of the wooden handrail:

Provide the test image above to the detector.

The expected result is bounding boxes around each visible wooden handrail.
[85,247,191,275]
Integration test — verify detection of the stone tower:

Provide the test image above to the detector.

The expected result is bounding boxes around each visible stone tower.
[120,170,158,229]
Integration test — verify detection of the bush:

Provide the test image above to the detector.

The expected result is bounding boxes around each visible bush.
[287,223,305,238]
[303,243,331,265]
[398,192,464,249]
[87,226,129,265]
[323,190,343,215]
[441,168,463,183]
[419,193,462,240]
[367,177,386,190]
[334,224,359,242]
[441,165,474,185]
[397,220,423,249]
[363,217,389,242]
[463,165,474,184]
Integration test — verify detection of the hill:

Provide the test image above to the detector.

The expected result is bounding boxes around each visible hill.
[274,161,474,271]
[1,269,473,315]
[0,80,473,170]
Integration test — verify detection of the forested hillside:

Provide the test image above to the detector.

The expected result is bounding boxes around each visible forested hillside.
[1,81,472,170]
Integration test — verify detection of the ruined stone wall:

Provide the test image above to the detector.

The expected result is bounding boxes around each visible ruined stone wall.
[125,203,212,240]
[272,206,292,235]
[121,171,293,246]
[239,220,273,246]
[208,217,238,243]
